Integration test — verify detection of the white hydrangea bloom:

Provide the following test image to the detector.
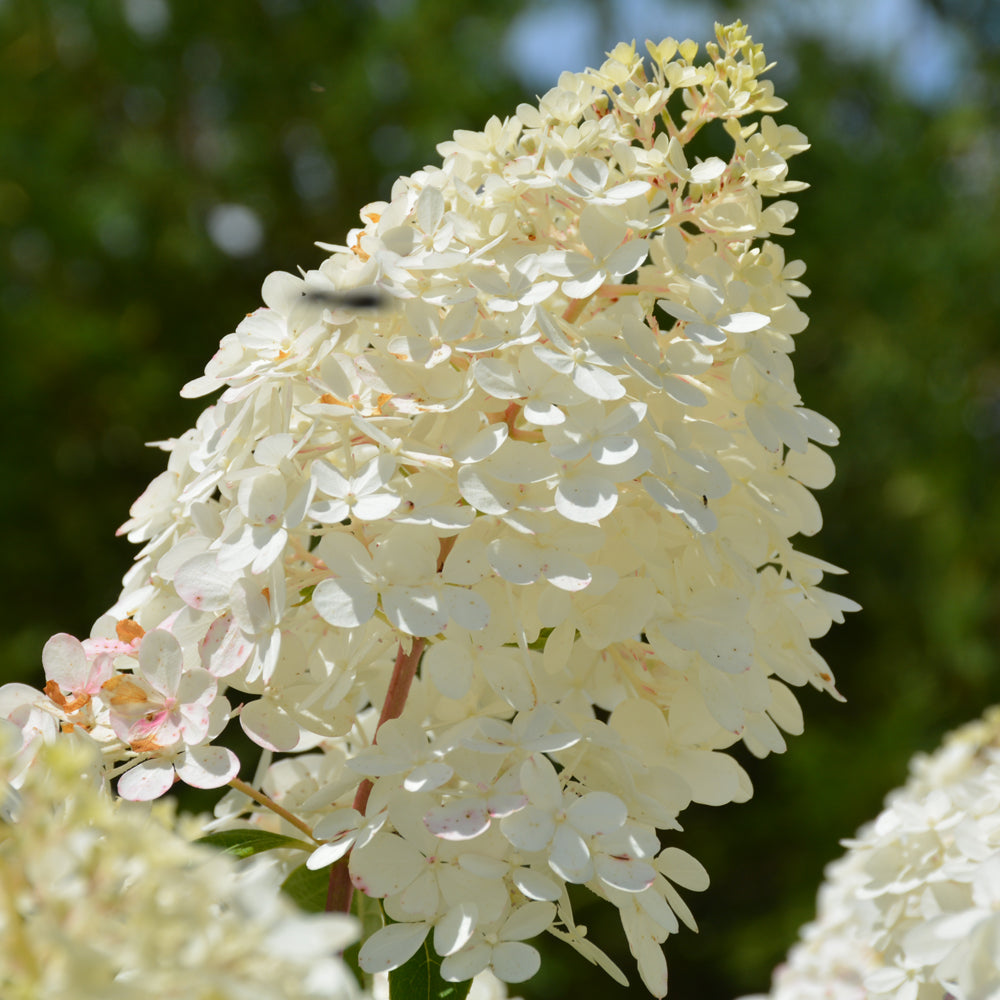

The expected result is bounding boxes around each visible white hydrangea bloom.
[0,728,360,1000]
[744,708,1000,1000]
[1,21,853,997]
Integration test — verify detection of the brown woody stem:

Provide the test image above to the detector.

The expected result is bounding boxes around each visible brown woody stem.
[326,636,427,913]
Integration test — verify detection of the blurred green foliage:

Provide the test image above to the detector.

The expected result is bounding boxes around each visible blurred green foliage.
[2,1,999,997]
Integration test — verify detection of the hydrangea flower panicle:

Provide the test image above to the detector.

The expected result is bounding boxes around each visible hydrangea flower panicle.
[744,709,1000,1000]
[1,21,854,997]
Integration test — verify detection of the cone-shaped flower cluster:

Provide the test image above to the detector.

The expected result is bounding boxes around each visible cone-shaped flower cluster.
[744,709,1000,1000]
[0,731,360,999]
[0,22,854,996]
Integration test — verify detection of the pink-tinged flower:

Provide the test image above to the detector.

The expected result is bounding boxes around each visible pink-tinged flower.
[106,630,217,750]
[41,632,117,722]
[115,744,239,801]
[101,630,237,801]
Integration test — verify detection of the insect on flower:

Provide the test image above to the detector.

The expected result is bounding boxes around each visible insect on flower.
[299,286,389,310]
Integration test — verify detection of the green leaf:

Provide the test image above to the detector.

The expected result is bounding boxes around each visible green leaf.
[196,829,312,859]
[388,937,472,1000]
[281,861,332,913]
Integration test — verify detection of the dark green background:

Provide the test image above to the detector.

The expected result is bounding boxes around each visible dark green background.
[2,1,999,996]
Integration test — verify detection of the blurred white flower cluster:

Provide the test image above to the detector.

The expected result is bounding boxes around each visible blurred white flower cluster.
[0,22,853,997]
[745,709,1000,1000]
[0,729,360,1000]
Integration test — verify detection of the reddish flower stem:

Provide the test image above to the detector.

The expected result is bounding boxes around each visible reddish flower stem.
[325,636,426,914]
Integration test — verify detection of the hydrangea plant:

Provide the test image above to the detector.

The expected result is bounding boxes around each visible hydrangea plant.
[0,730,360,999]
[745,709,1000,1000]
[0,22,856,998]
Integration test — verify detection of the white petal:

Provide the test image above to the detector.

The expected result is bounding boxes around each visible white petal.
[555,473,618,523]
[424,800,491,841]
[570,363,625,401]
[312,460,350,497]
[242,469,286,522]
[689,156,726,183]
[41,633,89,690]
[592,435,639,466]
[176,744,239,788]
[595,855,656,892]
[579,205,624,260]
[440,942,491,983]
[606,239,649,280]
[696,665,745,734]
[251,524,290,575]
[522,399,565,425]
[417,185,444,234]
[306,837,355,869]
[562,270,606,300]
[403,762,454,792]
[491,942,540,983]
[458,854,508,878]
[200,614,253,677]
[445,587,491,632]
[485,656,537,713]
[457,468,520,515]
[500,901,555,941]
[636,887,679,934]
[567,791,627,836]
[540,552,591,592]
[487,537,541,585]
[486,793,527,818]
[684,321,728,346]
[719,310,769,333]
[383,587,449,637]
[424,642,473,699]
[635,934,669,997]
[358,922,429,974]
[350,833,423,897]
[353,493,401,521]
[501,807,555,853]
[434,902,479,957]
[117,759,175,801]
[313,577,377,628]
[519,754,562,810]
[657,847,710,891]
[512,868,562,901]
[472,360,525,401]
[313,807,363,841]
[454,422,508,464]
[310,498,351,524]
[396,868,441,917]
[138,629,183,697]
[549,824,593,883]
[487,440,558,484]
[240,698,304,751]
